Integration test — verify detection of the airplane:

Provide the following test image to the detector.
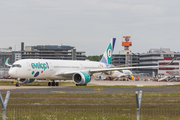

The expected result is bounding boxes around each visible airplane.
[104,58,177,81]
[101,70,134,81]
[6,38,160,87]
[6,38,116,87]
[100,58,136,80]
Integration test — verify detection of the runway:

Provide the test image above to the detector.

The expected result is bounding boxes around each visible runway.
[90,79,180,86]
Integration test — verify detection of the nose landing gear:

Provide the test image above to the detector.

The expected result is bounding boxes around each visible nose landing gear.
[15,83,20,87]
[12,79,20,87]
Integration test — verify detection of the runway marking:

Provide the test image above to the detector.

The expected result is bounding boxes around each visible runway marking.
[94,87,103,92]
[51,91,73,94]
[51,91,67,94]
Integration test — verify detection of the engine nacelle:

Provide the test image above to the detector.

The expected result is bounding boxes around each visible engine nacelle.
[18,78,35,83]
[131,76,134,80]
[73,72,91,85]
[128,75,134,80]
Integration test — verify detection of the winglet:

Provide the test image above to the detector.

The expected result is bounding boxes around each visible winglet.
[5,58,12,67]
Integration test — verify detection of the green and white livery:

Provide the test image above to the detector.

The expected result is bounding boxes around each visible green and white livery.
[100,38,116,65]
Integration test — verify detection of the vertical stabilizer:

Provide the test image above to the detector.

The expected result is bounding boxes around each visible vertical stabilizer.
[100,38,116,64]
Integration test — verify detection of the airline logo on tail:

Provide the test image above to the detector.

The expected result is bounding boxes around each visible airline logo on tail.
[100,38,116,65]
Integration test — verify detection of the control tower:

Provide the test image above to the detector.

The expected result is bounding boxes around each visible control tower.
[118,36,133,66]
[112,36,139,71]
[121,36,132,54]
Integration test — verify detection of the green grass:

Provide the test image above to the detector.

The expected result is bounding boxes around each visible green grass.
[1,108,180,120]
[1,92,180,119]
[1,79,180,119]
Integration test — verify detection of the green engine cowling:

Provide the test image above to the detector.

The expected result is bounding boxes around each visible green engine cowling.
[73,72,91,85]
[19,78,35,83]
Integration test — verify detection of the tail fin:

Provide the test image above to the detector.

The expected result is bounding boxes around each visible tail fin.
[167,58,176,65]
[5,58,12,67]
[100,38,116,64]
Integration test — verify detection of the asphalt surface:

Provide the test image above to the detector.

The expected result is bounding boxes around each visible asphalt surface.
[1,86,180,93]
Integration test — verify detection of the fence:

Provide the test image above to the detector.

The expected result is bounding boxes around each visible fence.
[0,108,180,120]
[1,90,180,119]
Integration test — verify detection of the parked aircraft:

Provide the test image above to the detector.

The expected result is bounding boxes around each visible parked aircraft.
[104,58,176,81]
[6,38,160,87]
[102,70,134,80]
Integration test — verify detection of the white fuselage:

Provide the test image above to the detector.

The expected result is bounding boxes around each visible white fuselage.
[9,59,107,80]
[105,70,132,78]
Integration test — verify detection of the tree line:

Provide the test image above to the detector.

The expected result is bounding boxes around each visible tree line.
[86,54,103,62]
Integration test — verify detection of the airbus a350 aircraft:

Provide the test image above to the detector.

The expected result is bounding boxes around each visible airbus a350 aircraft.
[6,38,159,87]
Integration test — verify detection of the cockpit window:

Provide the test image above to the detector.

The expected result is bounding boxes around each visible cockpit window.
[12,64,22,68]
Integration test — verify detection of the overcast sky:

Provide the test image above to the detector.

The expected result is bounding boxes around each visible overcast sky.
[1,0,180,55]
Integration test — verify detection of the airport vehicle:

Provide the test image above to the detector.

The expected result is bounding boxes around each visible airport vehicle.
[6,38,160,87]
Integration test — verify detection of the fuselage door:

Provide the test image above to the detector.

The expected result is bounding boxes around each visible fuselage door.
[49,63,53,71]
[27,62,31,71]
[79,64,84,69]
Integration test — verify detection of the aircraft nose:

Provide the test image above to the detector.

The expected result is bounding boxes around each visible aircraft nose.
[8,69,16,77]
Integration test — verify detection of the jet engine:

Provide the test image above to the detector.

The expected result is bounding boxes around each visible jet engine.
[105,71,115,75]
[18,78,35,83]
[128,75,134,80]
[73,72,91,85]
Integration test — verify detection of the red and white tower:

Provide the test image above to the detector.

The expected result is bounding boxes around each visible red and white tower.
[120,36,132,54]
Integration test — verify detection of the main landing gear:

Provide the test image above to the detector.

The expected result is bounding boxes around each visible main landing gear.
[48,80,59,86]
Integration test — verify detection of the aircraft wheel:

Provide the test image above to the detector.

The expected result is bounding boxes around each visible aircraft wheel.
[16,83,20,87]
[76,84,79,86]
[52,82,56,86]
[48,82,52,86]
[55,82,59,86]
[83,84,87,86]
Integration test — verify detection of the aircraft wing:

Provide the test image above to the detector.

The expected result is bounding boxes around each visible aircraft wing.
[89,66,159,73]
[55,71,78,75]
[55,57,175,76]
[55,66,159,76]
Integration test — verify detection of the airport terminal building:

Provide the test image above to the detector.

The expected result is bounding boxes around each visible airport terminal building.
[112,48,180,77]
[158,57,180,77]
[21,43,86,60]
[0,43,86,66]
